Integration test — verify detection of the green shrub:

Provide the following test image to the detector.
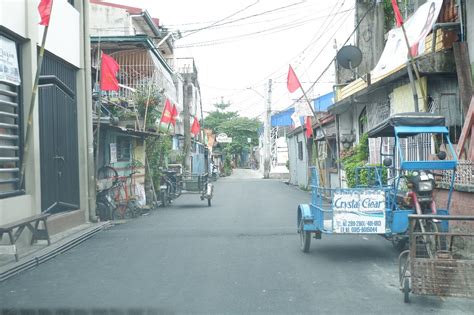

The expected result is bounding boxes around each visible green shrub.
[341,133,387,188]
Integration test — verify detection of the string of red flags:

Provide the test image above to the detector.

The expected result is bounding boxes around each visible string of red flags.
[170,104,178,126]
[159,99,179,127]
[100,53,120,91]
[38,0,53,26]
[160,99,173,124]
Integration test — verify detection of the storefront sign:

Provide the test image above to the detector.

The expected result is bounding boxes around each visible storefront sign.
[216,133,232,143]
[0,35,21,85]
[333,190,386,234]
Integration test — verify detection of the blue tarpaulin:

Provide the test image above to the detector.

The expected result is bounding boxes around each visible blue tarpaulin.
[314,92,334,111]
[270,91,334,127]
[271,107,295,127]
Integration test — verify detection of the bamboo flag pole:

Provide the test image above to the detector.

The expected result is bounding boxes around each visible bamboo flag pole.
[142,71,155,131]
[400,24,428,112]
[18,25,50,189]
[300,88,335,160]
[94,44,102,178]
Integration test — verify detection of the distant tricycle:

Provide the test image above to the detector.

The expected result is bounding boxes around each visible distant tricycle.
[160,164,214,207]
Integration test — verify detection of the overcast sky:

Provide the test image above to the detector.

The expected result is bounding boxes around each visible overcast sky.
[110,0,356,119]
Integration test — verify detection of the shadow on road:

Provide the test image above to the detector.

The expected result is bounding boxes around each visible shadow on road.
[303,240,397,263]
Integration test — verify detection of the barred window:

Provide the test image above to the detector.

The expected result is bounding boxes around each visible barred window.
[298,141,303,160]
[116,136,131,162]
[0,34,22,198]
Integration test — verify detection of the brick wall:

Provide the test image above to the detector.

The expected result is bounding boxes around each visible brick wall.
[434,189,474,215]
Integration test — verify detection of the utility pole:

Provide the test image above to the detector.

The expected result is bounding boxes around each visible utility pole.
[263,79,272,179]
[183,75,192,172]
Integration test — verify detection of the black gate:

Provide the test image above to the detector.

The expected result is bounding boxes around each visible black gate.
[38,53,79,213]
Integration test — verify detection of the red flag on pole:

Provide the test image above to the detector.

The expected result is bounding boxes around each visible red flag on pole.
[287,65,302,93]
[170,104,178,126]
[100,53,120,91]
[191,116,200,136]
[38,0,53,26]
[391,0,404,27]
[159,99,173,124]
[305,116,313,138]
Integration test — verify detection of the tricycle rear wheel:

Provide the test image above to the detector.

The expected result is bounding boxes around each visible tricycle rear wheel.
[403,277,410,303]
[392,237,408,252]
[300,230,311,253]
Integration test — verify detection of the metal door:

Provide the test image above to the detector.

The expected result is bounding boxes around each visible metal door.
[38,54,79,213]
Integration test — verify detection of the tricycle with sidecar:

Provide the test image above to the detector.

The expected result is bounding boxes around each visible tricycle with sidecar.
[297,113,458,253]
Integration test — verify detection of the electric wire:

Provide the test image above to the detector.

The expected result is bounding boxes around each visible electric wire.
[181,0,261,38]
[226,2,350,114]
[240,0,347,90]
[256,2,376,118]
[176,9,353,49]
[180,1,306,36]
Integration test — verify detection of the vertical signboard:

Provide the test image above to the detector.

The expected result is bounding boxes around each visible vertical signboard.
[0,35,21,85]
[110,143,117,163]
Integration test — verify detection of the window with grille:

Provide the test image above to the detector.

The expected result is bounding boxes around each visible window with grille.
[116,136,131,162]
[0,34,22,198]
[298,141,303,160]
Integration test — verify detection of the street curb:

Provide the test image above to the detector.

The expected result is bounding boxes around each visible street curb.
[0,221,112,282]
[285,182,311,194]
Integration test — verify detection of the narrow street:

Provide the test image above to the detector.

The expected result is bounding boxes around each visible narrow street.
[1,169,473,314]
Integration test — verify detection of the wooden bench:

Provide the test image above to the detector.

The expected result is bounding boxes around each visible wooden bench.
[0,213,51,262]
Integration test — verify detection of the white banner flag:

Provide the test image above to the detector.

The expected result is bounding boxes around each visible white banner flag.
[294,100,313,117]
[371,0,443,81]
[291,110,302,128]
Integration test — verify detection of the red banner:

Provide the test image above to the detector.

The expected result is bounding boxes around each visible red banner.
[191,116,200,136]
[38,0,53,26]
[100,53,120,91]
[287,65,302,93]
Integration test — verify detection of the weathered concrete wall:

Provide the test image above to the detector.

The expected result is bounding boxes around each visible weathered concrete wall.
[428,75,462,126]
[466,0,474,79]
[355,1,385,75]
[390,77,428,113]
[89,4,133,36]
[288,132,309,188]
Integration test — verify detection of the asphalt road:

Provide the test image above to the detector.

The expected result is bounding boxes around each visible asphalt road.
[1,169,473,314]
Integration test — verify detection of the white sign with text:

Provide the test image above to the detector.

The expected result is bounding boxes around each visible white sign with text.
[332,190,386,234]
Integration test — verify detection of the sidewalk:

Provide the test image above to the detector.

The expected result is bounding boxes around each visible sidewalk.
[0,221,111,282]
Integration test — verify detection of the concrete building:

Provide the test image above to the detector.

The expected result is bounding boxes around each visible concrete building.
[329,0,473,214]
[287,113,336,189]
[1,0,95,249]
[285,92,336,188]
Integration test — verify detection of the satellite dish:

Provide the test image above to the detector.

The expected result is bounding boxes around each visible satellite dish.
[336,45,362,69]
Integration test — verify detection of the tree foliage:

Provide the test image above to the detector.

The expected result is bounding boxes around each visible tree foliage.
[203,110,239,132]
[203,101,261,156]
[218,117,261,155]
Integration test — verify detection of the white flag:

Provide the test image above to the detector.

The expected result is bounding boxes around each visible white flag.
[294,100,313,117]
[291,111,302,128]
